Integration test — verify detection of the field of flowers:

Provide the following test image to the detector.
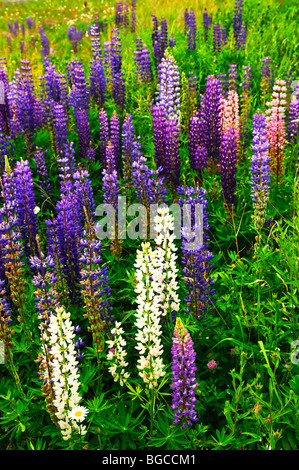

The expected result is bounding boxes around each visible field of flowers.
[0,0,298,452]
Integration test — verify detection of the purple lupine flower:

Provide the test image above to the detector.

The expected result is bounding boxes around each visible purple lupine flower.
[115,1,123,27]
[188,9,196,51]
[67,25,83,53]
[217,73,227,97]
[53,190,82,304]
[122,113,139,183]
[34,148,51,200]
[189,111,207,172]
[110,111,120,172]
[220,23,227,46]
[40,27,50,57]
[203,8,212,40]
[20,41,25,54]
[13,159,38,257]
[151,15,168,69]
[0,63,11,134]
[237,21,246,50]
[101,142,120,249]
[99,108,109,166]
[250,111,271,230]
[134,38,153,83]
[287,83,299,145]
[177,184,214,319]
[131,0,136,33]
[67,59,89,112]
[0,133,14,173]
[233,0,244,45]
[53,103,68,156]
[73,163,96,222]
[40,58,69,124]
[89,58,106,108]
[90,21,102,60]
[170,317,198,429]
[163,117,180,188]
[220,128,237,207]
[112,70,126,112]
[152,104,167,171]
[123,1,129,29]
[228,64,238,92]
[75,107,95,161]
[132,155,167,206]
[261,57,273,96]
[184,9,189,36]
[156,52,181,122]
[242,64,252,95]
[213,23,221,54]
[202,75,223,165]
[168,33,176,48]
[57,141,76,194]
[26,17,32,30]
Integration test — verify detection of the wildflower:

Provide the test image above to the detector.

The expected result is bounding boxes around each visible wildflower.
[106,321,130,386]
[207,359,218,370]
[170,317,198,429]
[68,406,88,422]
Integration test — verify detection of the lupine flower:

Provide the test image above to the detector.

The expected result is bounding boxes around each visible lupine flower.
[151,15,168,69]
[203,8,212,40]
[13,159,38,258]
[233,0,244,45]
[170,317,198,429]
[134,240,165,388]
[261,57,274,97]
[67,25,83,53]
[67,59,89,112]
[265,79,287,182]
[152,207,180,324]
[240,65,252,151]
[250,111,271,231]
[220,128,237,208]
[110,111,120,172]
[134,38,153,84]
[40,306,87,440]
[99,108,109,166]
[163,117,181,189]
[73,163,96,223]
[53,103,68,156]
[40,27,50,57]
[131,0,136,32]
[237,21,247,50]
[220,89,240,155]
[156,51,181,122]
[177,185,214,319]
[187,9,196,51]
[106,321,130,386]
[189,111,207,172]
[79,218,113,357]
[213,23,221,54]
[228,64,237,92]
[132,155,167,208]
[89,53,106,108]
[74,107,95,161]
[202,75,223,165]
[122,113,139,184]
[34,148,51,200]
[287,83,299,144]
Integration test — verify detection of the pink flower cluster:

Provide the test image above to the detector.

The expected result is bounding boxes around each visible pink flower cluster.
[220,90,240,151]
[265,79,287,181]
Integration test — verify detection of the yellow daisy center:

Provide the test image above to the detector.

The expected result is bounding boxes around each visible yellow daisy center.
[75,410,83,417]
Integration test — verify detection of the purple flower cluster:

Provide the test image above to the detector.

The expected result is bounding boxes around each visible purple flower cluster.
[177,185,215,319]
[250,111,271,230]
[134,38,153,83]
[40,27,50,57]
[67,25,83,53]
[185,8,196,51]
[170,317,198,429]
[202,75,223,165]
[132,155,167,206]
[156,52,180,122]
[287,83,299,144]
[34,148,51,200]
[189,111,207,172]
[220,128,237,207]
[233,0,244,45]
[151,15,168,68]
[203,8,212,40]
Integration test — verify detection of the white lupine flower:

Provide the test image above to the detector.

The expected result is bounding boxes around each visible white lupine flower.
[106,321,130,386]
[44,307,87,440]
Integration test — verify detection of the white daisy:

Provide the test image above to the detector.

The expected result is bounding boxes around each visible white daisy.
[69,406,88,422]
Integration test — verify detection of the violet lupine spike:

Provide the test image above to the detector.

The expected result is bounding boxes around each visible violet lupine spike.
[184,9,189,36]
[202,75,223,165]
[203,8,212,40]
[123,1,129,29]
[53,190,82,305]
[132,155,167,207]
[261,57,273,97]
[34,148,51,200]
[57,141,76,195]
[152,104,167,171]
[228,64,238,92]
[189,111,207,172]
[163,117,181,188]
[220,128,237,208]
[0,133,15,174]
[110,111,120,172]
[40,58,69,125]
[134,38,153,84]
[89,57,106,108]
[75,107,95,161]
[151,15,168,69]
[287,84,299,145]
[73,163,96,223]
[131,0,136,33]
[53,102,68,156]
[237,21,246,50]
[99,108,109,166]
[220,24,227,46]
[90,22,102,60]
[156,51,181,123]
[177,184,215,319]
[170,317,198,429]
[67,25,83,53]
[112,70,126,112]
[67,59,89,112]
[188,9,196,51]
[115,1,123,27]
[213,23,221,54]
[13,159,38,258]
[122,113,139,183]
[250,111,271,231]
[233,0,244,45]
[0,64,11,134]
[40,27,50,57]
